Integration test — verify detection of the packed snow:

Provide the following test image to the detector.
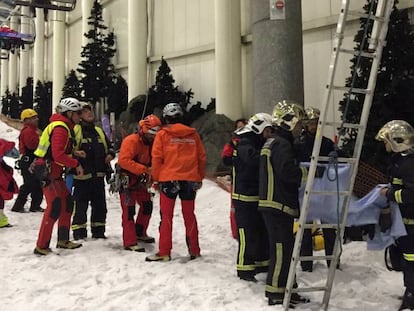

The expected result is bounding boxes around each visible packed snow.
[0,119,405,310]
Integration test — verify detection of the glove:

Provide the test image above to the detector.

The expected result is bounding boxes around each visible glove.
[361,224,376,240]
[379,207,392,232]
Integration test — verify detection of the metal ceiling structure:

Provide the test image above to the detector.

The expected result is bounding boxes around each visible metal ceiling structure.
[0,0,76,24]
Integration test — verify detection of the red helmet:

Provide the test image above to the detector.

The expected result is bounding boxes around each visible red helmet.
[139,114,162,135]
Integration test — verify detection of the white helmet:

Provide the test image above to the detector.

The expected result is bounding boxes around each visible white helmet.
[163,103,184,118]
[375,120,414,153]
[272,100,305,131]
[58,97,82,113]
[235,113,273,135]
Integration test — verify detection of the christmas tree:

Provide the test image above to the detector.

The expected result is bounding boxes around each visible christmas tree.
[34,81,53,130]
[107,75,128,119]
[62,69,82,99]
[77,0,116,105]
[339,0,414,171]
[20,77,34,110]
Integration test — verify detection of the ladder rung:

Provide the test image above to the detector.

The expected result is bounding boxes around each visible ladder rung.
[316,156,358,163]
[325,121,364,129]
[338,48,376,59]
[332,86,371,94]
[308,190,351,196]
[291,286,328,293]
[347,10,386,22]
[299,255,336,261]
[302,223,339,229]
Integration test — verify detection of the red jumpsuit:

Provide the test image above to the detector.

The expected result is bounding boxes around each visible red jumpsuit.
[36,114,79,249]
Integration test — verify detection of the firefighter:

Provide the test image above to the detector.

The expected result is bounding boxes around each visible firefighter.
[232,113,272,282]
[11,109,44,213]
[376,120,414,311]
[33,97,85,255]
[221,118,247,240]
[295,107,337,272]
[259,101,310,306]
[146,103,206,262]
[117,114,162,252]
[71,103,115,240]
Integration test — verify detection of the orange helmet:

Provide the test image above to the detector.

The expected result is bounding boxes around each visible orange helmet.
[139,114,162,135]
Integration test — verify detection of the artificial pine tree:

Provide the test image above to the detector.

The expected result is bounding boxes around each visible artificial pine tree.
[77,0,116,105]
[145,57,195,121]
[62,70,82,99]
[107,75,128,119]
[1,89,11,116]
[20,77,34,110]
[338,0,414,171]
[9,92,20,120]
[34,81,53,130]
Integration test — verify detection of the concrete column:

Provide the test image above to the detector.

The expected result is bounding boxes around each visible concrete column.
[33,8,45,98]
[128,0,148,101]
[82,0,94,47]
[1,53,9,97]
[19,6,31,96]
[251,0,304,113]
[52,10,66,110]
[214,0,242,121]
[8,15,18,94]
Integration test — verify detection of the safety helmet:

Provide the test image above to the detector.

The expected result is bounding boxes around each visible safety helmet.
[57,97,82,113]
[235,113,273,135]
[272,100,306,131]
[305,107,320,120]
[139,114,162,135]
[20,108,38,121]
[375,120,414,153]
[162,103,184,118]
[81,102,93,110]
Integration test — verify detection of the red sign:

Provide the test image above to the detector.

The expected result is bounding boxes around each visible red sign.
[275,1,284,9]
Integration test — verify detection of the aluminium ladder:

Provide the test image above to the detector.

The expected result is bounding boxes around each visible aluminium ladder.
[283,0,395,310]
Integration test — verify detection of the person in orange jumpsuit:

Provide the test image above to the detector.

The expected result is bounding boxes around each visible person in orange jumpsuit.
[118,114,162,252]
[146,103,206,262]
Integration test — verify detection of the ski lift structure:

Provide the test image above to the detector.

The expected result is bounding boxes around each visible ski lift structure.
[13,0,76,12]
[0,22,35,58]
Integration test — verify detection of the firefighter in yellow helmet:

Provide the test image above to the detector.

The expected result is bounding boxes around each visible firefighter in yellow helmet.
[259,100,310,307]
[295,107,338,272]
[376,120,414,311]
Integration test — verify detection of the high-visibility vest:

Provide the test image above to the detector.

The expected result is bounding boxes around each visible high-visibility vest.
[73,124,108,154]
[34,121,72,158]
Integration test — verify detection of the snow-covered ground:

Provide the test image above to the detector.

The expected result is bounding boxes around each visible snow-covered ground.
[0,120,405,310]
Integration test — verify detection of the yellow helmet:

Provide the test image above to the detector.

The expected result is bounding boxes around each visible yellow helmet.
[272,100,305,131]
[20,108,38,121]
[375,120,414,153]
[305,107,320,120]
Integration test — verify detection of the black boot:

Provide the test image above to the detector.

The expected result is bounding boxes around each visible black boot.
[11,197,26,213]
[399,290,414,310]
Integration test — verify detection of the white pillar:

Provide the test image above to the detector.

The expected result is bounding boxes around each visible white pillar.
[82,0,94,47]
[0,53,9,97]
[214,0,242,120]
[52,10,66,111]
[8,15,18,94]
[33,8,45,98]
[128,0,148,101]
[19,6,31,96]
